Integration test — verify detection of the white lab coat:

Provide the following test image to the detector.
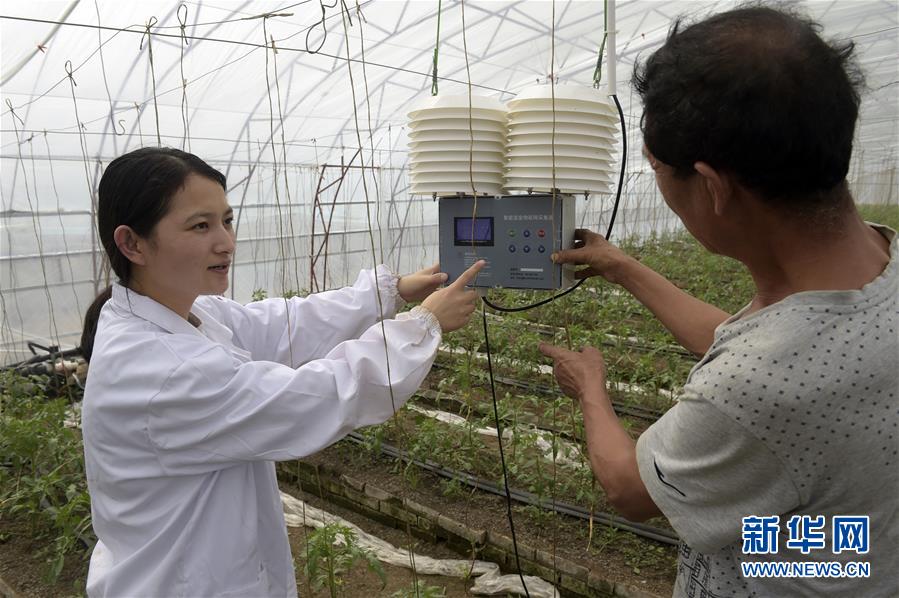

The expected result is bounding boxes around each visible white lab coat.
[82,266,441,597]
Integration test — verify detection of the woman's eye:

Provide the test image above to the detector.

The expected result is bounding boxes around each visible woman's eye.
[224,217,234,227]
[193,222,209,230]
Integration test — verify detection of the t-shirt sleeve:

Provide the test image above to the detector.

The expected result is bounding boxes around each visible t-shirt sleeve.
[635,389,801,553]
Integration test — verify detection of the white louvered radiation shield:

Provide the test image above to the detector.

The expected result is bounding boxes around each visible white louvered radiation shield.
[407,94,508,196]
[505,85,618,195]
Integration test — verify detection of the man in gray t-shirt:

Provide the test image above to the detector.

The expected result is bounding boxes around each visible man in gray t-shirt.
[636,226,897,596]
[539,5,898,598]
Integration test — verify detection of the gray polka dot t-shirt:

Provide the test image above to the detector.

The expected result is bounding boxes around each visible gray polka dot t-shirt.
[636,224,898,597]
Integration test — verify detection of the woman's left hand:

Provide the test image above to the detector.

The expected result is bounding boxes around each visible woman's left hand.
[397,263,448,302]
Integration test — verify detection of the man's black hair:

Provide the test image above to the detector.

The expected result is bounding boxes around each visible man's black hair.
[632,3,865,204]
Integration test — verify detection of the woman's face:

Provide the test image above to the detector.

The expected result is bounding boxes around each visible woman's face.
[136,173,235,315]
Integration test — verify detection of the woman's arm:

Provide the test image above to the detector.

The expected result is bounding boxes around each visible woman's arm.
[144,309,440,474]
[201,265,403,367]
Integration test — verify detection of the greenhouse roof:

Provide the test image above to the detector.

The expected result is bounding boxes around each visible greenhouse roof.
[2,0,897,185]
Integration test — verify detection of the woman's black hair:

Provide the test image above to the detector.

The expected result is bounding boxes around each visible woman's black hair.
[632,3,865,205]
[80,147,226,360]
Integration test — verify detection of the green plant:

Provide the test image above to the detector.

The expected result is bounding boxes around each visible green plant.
[591,522,621,554]
[513,503,556,528]
[439,477,466,499]
[391,580,447,597]
[622,538,675,576]
[858,203,899,229]
[282,288,310,299]
[303,522,385,597]
[251,288,268,301]
[0,371,94,585]
[356,424,386,458]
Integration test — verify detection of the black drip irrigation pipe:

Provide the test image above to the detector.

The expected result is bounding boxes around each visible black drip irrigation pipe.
[344,432,679,546]
[3,347,83,371]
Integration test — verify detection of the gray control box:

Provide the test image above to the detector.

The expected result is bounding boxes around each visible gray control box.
[438,194,576,290]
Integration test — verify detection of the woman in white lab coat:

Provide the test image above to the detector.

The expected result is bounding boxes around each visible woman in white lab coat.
[79,147,484,597]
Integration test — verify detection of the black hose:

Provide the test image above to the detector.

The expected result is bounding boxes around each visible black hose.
[344,431,679,546]
[3,347,84,371]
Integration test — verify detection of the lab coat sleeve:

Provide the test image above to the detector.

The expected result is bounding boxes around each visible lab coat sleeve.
[205,265,404,367]
[146,307,440,475]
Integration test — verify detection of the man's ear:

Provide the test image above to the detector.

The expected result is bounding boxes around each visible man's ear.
[113,225,148,266]
[694,161,732,216]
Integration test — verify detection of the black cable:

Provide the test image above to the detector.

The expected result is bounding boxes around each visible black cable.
[481,304,531,598]
[481,92,627,313]
[473,92,629,596]
[341,431,680,545]
[605,93,627,244]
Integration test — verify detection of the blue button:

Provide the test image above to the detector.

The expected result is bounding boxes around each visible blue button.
[508,244,516,253]
[523,229,531,238]
[523,245,531,253]
[538,245,546,253]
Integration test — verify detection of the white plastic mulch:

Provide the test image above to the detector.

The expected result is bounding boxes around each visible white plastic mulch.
[281,491,559,598]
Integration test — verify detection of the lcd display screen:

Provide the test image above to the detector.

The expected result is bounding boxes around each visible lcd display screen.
[454,217,494,246]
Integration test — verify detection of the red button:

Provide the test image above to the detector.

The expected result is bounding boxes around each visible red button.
[537,229,545,238]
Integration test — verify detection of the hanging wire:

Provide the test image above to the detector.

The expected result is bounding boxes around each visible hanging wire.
[133,102,145,146]
[261,18,289,297]
[62,62,104,296]
[437,0,486,580]
[337,4,420,591]
[353,0,386,267]
[548,0,560,582]
[229,130,257,298]
[269,30,303,291]
[306,0,339,54]
[457,0,528,593]
[0,137,31,364]
[592,0,609,89]
[261,16,296,371]
[6,102,65,368]
[138,17,162,146]
[93,0,123,145]
[430,0,442,96]
[42,131,83,317]
[178,3,192,151]
[459,0,482,264]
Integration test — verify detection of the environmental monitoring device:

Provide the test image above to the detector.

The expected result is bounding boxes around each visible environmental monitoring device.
[438,193,576,290]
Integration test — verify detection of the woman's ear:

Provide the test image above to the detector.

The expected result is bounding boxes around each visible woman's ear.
[113,225,148,266]
[694,161,732,216]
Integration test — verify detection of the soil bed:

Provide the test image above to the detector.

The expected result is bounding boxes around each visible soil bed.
[301,442,678,597]
[0,505,477,598]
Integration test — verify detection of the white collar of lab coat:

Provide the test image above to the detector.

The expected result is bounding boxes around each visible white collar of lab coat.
[110,283,243,351]
[111,283,206,338]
